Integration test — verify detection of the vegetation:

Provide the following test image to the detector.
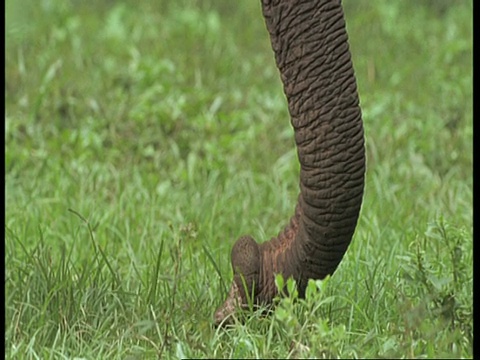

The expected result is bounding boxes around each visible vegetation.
[6,0,472,358]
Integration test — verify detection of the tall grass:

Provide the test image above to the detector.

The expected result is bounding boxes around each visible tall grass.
[6,0,472,358]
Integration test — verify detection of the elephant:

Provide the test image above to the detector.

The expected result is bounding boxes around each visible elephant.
[214,0,365,326]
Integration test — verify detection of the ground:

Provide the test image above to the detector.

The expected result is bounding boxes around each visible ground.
[5,0,472,358]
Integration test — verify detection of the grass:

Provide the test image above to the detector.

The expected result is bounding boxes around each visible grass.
[5,0,472,358]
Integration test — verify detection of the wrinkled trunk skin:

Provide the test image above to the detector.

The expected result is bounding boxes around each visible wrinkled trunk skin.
[215,0,365,325]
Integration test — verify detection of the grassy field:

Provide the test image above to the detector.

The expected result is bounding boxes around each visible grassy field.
[6,0,472,358]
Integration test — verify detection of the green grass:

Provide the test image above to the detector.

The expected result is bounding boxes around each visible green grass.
[6,0,472,358]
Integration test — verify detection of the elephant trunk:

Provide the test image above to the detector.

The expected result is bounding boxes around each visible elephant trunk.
[215,0,365,325]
